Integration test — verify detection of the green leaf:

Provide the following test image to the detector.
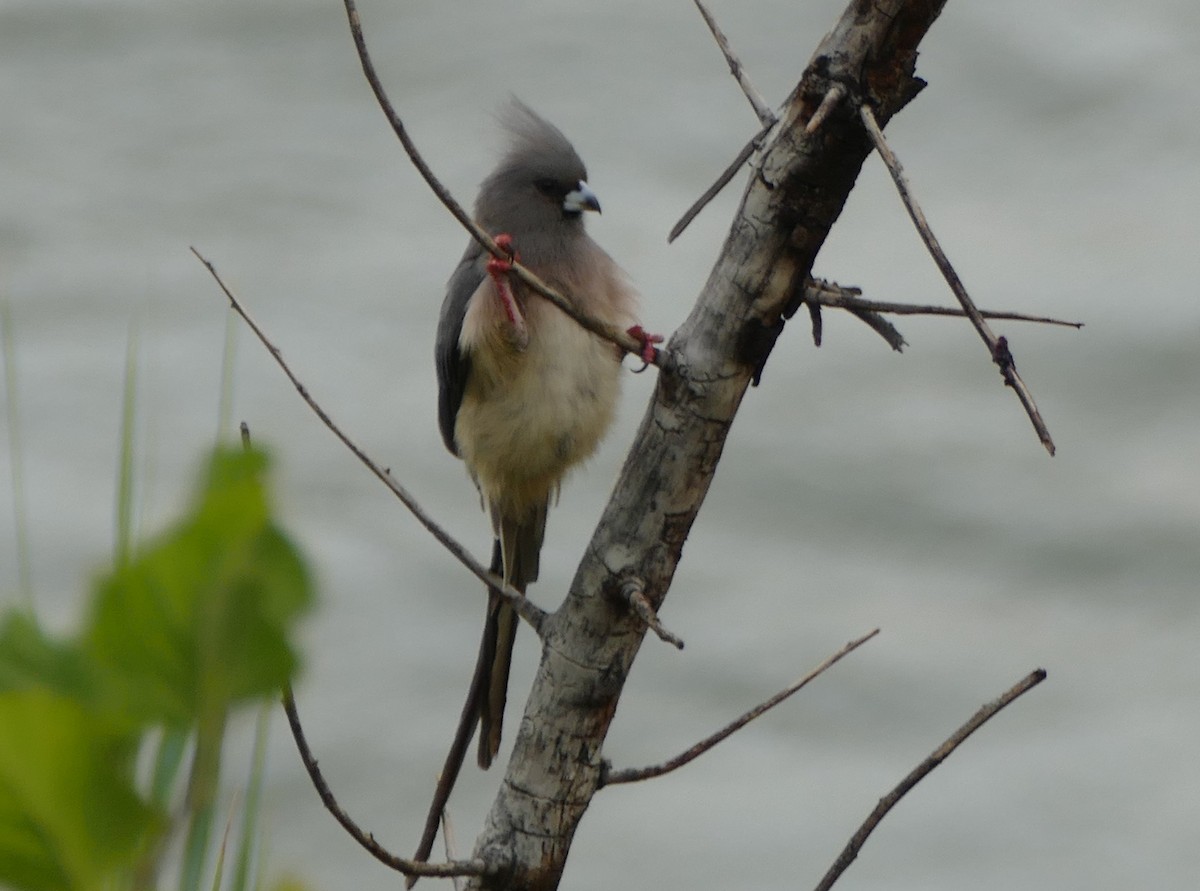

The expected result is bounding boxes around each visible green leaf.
[0,689,157,891]
[0,612,93,702]
[85,446,313,728]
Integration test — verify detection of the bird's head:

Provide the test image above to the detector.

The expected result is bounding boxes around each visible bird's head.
[476,100,601,237]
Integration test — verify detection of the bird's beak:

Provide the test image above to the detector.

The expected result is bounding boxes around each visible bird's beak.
[563,180,602,214]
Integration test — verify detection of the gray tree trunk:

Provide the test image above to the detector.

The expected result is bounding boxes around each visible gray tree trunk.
[469,2,949,888]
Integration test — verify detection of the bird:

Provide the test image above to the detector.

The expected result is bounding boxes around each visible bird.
[413,100,643,869]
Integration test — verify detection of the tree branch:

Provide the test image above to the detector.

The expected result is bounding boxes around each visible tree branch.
[339,0,659,367]
[693,0,776,126]
[669,122,773,243]
[669,1,777,243]
[189,247,548,636]
[601,629,879,786]
[804,279,1083,328]
[858,104,1056,454]
[281,685,494,881]
[813,668,1048,891]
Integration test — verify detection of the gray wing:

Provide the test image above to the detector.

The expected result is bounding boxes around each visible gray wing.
[436,239,487,456]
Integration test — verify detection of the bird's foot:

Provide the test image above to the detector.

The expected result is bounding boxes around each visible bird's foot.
[626,325,664,371]
[487,233,528,349]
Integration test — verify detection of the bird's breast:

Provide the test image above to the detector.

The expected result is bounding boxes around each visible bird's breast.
[455,285,624,519]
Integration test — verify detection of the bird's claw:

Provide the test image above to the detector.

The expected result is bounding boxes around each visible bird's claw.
[626,325,664,371]
[486,233,519,276]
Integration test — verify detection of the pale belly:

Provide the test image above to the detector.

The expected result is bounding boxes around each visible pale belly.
[454,303,622,519]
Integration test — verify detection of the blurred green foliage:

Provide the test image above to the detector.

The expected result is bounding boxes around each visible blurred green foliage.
[0,446,314,891]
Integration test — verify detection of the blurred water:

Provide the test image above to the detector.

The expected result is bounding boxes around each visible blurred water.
[2,1,1198,889]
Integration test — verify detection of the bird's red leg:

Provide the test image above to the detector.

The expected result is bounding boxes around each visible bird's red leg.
[625,324,664,370]
[487,234,528,349]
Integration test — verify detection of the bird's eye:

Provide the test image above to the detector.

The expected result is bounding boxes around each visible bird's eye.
[533,178,559,197]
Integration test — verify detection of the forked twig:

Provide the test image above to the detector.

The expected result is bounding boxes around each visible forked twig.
[190,248,548,635]
[858,105,1056,455]
[813,668,1047,891]
[339,0,658,366]
[670,1,777,243]
[802,278,1083,351]
[281,685,493,880]
[805,279,1083,328]
[601,630,880,786]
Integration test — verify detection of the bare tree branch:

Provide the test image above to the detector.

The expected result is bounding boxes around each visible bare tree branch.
[813,668,1048,891]
[441,809,465,891]
[669,122,773,243]
[339,0,660,367]
[846,306,908,351]
[601,630,880,786]
[858,104,1057,455]
[281,685,494,881]
[189,247,548,635]
[804,279,1083,328]
[669,1,777,243]
[693,0,776,126]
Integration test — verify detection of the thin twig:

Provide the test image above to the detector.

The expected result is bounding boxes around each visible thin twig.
[190,248,548,634]
[858,105,1056,455]
[601,630,880,786]
[805,279,1084,328]
[813,668,1047,891]
[440,809,463,891]
[693,0,776,126]
[619,579,684,650]
[669,122,773,243]
[846,307,907,351]
[339,0,658,367]
[281,685,493,880]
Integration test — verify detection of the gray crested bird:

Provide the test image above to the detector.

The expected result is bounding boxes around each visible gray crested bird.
[414,101,640,870]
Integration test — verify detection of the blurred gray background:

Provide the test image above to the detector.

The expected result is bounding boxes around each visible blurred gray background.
[2,1,1198,889]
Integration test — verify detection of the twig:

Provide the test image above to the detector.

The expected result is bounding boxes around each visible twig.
[190,248,548,635]
[805,279,1084,328]
[669,122,773,243]
[670,0,776,243]
[281,685,493,880]
[619,579,684,650]
[339,0,658,367]
[858,105,1056,455]
[601,629,880,786]
[441,809,463,891]
[693,0,776,126]
[846,307,907,351]
[812,667,1048,891]
[805,84,848,135]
